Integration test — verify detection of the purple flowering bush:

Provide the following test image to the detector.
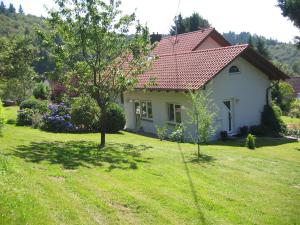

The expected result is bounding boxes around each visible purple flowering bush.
[41,103,76,132]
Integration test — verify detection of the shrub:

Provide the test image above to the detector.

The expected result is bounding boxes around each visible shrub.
[17,108,34,126]
[245,134,256,149]
[71,96,100,131]
[239,126,249,136]
[261,105,286,135]
[20,98,48,113]
[289,100,300,118]
[105,103,126,133]
[41,103,75,132]
[272,103,282,117]
[220,130,228,141]
[0,99,5,133]
[169,123,184,142]
[155,124,168,141]
[249,125,265,136]
[33,82,49,100]
[285,127,300,139]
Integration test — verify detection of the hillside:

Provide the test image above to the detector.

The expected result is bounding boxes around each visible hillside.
[0,8,299,77]
[223,31,300,76]
[0,13,46,37]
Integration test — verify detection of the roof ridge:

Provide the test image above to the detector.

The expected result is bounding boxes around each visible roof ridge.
[161,27,214,41]
[156,44,249,57]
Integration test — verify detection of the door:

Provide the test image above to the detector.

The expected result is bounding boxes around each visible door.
[134,101,141,131]
[223,100,234,133]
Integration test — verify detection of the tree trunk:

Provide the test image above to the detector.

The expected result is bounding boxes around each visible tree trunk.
[100,107,107,147]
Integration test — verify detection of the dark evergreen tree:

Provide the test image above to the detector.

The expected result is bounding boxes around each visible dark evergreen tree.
[256,37,270,59]
[0,1,6,14]
[8,3,16,14]
[248,35,254,48]
[170,14,186,35]
[18,5,24,14]
[150,33,162,44]
[187,12,210,32]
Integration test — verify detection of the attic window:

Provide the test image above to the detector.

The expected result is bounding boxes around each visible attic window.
[229,66,240,74]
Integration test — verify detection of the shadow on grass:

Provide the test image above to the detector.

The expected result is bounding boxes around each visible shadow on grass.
[189,154,215,164]
[177,143,211,225]
[212,137,298,148]
[12,141,152,171]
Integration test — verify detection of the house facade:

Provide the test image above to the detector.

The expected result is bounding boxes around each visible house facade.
[122,28,288,140]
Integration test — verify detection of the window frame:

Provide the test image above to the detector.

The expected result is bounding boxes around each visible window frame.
[167,103,182,124]
[140,100,153,120]
[228,65,240,74]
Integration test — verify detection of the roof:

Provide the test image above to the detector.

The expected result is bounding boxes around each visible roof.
[152,28,230,56]
[137,44,289,91]
[286,77,300,93]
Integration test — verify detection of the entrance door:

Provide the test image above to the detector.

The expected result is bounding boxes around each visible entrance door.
[223,100,233,133]
[134,101,141,131]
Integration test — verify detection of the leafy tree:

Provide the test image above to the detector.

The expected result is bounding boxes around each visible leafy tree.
[42,0,153,147]
[277,0,300,47]
[0,1,6,14]
[271,82,295,114]
[0,36,37,99]
[8,3,15,14]
[256,37,270,59]
[170,12,210,35]
[18,5,24,15]
[187,89,218,158]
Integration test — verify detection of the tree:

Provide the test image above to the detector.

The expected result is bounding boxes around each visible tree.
[277,0,300,47]
[18,5,24,15]
[186,12,210,32]
[256,37,270,59]
[0,1,6,14]
[187,89,218,158]
[271,82,295,114]
[0,36,37,99]
[247,35,254,48]
[42,0,153,147]
[170,12,210,35]
[8,3,15,14]
[170,14,186,35]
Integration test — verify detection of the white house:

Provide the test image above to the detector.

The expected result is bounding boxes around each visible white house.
[121,28,288,140]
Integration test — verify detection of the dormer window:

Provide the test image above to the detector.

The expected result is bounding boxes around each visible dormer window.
[229,65,240,74]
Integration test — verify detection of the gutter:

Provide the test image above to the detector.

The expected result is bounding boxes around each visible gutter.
[266,80,279,105]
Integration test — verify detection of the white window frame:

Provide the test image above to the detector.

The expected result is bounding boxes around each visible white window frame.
[140,100,153,120]
[167,103,182,124]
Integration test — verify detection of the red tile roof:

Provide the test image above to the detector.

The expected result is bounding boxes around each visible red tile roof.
[137,45,249,90]
[152,28,229,56]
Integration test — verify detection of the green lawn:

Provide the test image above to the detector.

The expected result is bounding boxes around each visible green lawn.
[0,107,300,225]
[282,116,300,125]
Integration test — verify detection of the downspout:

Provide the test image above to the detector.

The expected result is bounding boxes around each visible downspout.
[266,80,279,105]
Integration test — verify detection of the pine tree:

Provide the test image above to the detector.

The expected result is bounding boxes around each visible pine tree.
[188,12,210,32]
[170,14,186,35]
[0,1,6,14]
[248,35,254,48]
[18,5,24,14]
[8,3,16,14]
[256,37,270,59]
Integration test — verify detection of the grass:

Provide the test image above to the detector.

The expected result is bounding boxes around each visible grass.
[0,106,300,225]
[282,116,300,125]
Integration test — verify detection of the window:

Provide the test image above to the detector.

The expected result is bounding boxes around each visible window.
[229,65,240,74]
[140,101,153,119]
[168,103,181,123]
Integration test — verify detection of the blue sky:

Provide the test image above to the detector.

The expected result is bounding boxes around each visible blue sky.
[3,0,299,43]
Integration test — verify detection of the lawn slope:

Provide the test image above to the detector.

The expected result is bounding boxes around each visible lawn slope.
[0,107,299,225]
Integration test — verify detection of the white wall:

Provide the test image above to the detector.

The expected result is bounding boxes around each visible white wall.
[124,56,271,141]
